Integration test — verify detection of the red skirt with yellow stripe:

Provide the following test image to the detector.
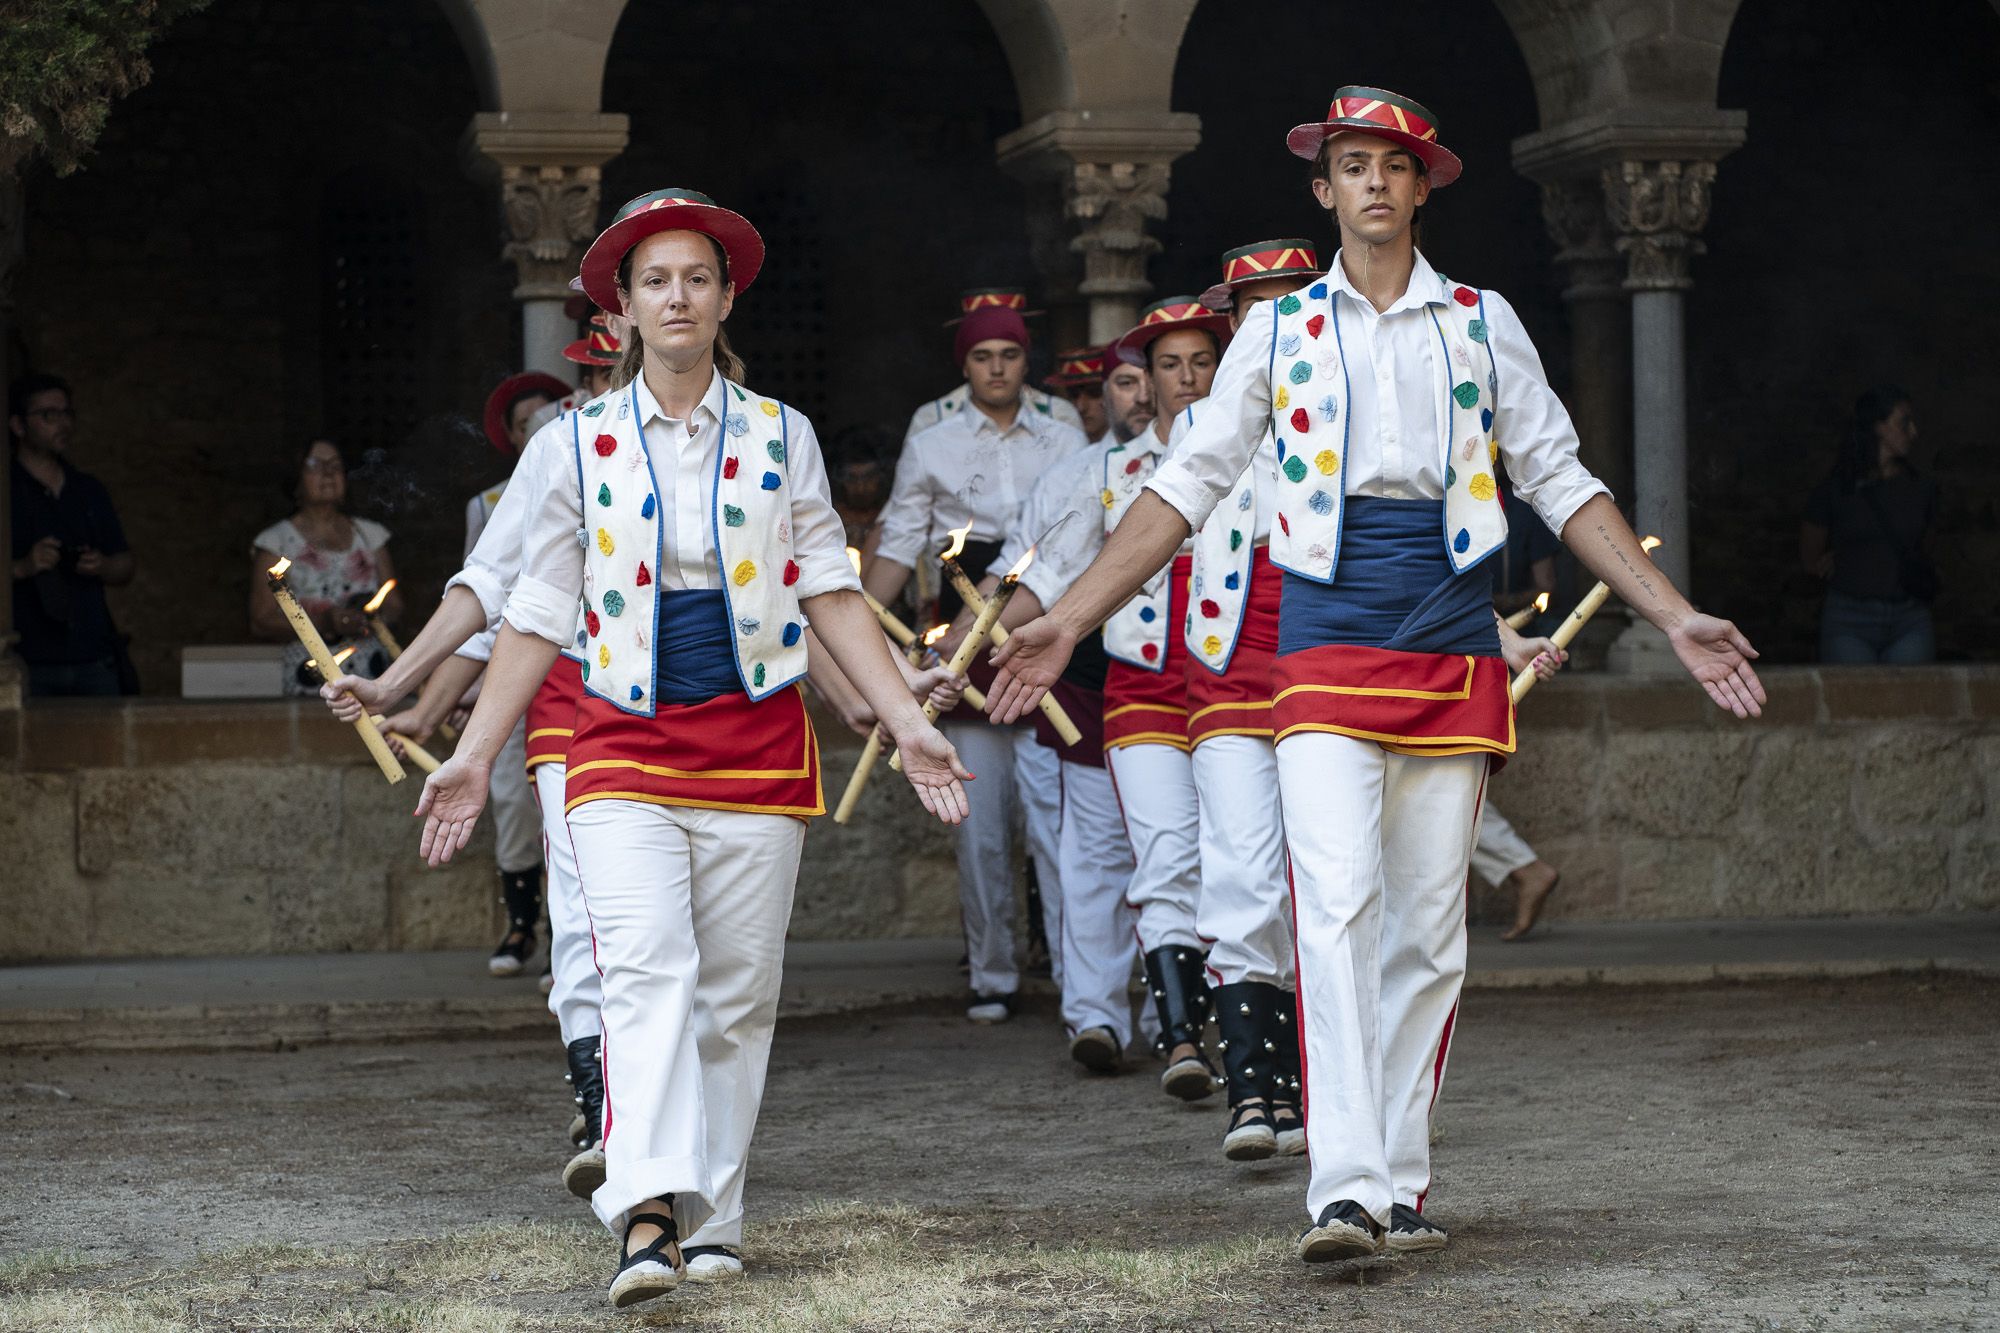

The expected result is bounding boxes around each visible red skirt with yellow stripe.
[1185,546,1281,748]
[563,683,824,820]
[1103,554,1193,752]
[524,655,584,773]
[1271,644,1514,760]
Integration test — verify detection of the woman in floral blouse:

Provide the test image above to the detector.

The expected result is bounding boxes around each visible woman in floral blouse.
[249,439,403,693]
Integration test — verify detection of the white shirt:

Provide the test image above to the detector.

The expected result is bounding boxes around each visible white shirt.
[502,370,857,647]
[444,432,561,662]
[1148,249,1609,541]
[994,425,1184,610]
[904,382,1083,444]
[874,398,1090,571]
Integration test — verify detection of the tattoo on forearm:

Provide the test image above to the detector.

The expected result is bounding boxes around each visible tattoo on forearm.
[1596,523,1658,602]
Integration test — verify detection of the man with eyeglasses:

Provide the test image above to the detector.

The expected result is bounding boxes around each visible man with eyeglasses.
[9,373,136,696]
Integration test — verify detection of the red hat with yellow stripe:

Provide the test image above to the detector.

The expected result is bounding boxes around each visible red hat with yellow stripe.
[942,286,1046,327]
[579,188,765,315]
[1286,86,1462,187]
[563,312,622,368]
[1198,239,1321,311]
[1044,346,1108,390]
[1110,296,1234,367]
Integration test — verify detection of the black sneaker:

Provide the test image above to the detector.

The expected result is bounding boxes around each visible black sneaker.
[1297,1199,1384,1263]
[1384,1202,1448,1253]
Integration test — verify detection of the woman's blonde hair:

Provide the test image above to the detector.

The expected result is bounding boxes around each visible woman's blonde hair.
[615,234,747,386]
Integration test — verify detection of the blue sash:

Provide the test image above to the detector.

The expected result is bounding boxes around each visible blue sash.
[1278,498,1501,658]
[656,590,745,704]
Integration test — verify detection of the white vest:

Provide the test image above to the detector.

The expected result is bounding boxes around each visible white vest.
[1181,402,1275,675]
[1267,272,1506,584]
[1100,434,1176,671]
[570,376,808,715]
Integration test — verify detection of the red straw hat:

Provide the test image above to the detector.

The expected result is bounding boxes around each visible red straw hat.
[1286,86,1462,188]
[942,286,1045,326]
[1110,297,1233,367]
[1198,239,1322,311]
[482,371,572,453]
[563,312,622,367]
[1044,346,1108,390]
[579,188,765,315]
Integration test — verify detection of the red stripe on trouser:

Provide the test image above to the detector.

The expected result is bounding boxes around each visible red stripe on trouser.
[1415,761,1485,1214]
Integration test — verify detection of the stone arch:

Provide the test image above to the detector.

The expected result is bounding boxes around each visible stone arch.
[1492,0,1748,124]
[970,0,1203,120]
[444,0,631,114]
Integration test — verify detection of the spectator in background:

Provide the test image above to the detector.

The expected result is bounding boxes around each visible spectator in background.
[827,425,895,560]
[1802,385,1938,664]
[249,439,403,693]
[9,373,137,697]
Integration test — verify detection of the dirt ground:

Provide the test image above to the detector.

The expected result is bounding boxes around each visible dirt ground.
[1,974,1995,1332]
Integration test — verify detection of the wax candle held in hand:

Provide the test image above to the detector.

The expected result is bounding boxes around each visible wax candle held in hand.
[268,557,405,783]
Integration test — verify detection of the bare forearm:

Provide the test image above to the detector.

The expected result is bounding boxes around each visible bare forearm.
[861,556,913,607]
[803,590,932,741]
[1559,495,1692,631]
[409,653,485,731]
[803,627,873,716]
[1048,492,1190,638]
[370,586,489,699]
[455,626,559,766]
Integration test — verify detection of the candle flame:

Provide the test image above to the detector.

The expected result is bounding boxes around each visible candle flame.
[331,646,355,667]
[1640,535,1662,553]
[362,579,397,614]
[268,556,292,578]
[1003,544,1036,580]
[940,522,972,562]
[846,546,861,574]
[922,623,950,648]
[1534,592,1550,613]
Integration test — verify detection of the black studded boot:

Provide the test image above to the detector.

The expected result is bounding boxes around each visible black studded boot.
[1215,981,1290,1161]
[562,1034,606,1200]
[1143,945,1216,1101]
[488,866,543,977]
[1270,988,1306,1156]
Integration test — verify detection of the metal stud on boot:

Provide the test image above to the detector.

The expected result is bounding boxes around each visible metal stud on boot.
[1215,980,1290,1160]
[1143,946,1216,1101]
[562,1034,606,1200]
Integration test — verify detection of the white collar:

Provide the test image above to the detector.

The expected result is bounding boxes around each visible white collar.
[1328,247,1446,316]
[634,366,725,432]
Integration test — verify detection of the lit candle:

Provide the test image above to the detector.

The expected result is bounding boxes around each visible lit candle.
[938,558,1083,746]
[267,557,406,783]
[372,715,441,773]
[1503,591,1551,630]
[889,543,1035,773]
[363,579,402,658]
[833,625,946,825]
[846,547,987,711]
[1511,538,1662,704]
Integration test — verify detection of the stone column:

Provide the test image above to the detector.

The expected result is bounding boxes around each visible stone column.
[996,111,1200,346]
[464,113,629,380]
[1538,178,1632,508]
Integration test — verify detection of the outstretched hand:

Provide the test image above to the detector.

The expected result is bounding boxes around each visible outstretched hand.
[986,615,1077,724]
[1668,613,1766,719]
[414,755,493,867]
[321,674,385,724]
[894,725,973,825]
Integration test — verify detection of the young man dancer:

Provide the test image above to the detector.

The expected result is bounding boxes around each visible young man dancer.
[1046,346,1110,445]
[866,299,1088,1023]
[989,87,1764,1261]
[904,288,1083,442]
[409,189,973,1308]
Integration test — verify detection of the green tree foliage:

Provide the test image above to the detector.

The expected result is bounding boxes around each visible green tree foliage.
[0,0,213,176]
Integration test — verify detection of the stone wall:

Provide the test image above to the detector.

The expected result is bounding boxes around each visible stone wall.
[2,668,1995,964]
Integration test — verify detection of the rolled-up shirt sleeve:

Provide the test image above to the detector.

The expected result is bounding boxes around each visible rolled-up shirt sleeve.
[871,435,936,568]
[1145,297,1275,532]
[446,421,568,630]
[1485,290,1611,537]
[786,415,864,602]
[500,427,587,648]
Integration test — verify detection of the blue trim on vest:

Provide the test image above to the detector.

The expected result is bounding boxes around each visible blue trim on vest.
[655,590,741,703]
[1427,305,1458,571]
[1273,285,1355,587]
[563,409,588,669]
[1276,497,1502,658]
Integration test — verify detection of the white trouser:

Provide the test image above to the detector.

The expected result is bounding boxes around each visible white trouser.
[1053,759,1139,1044]
[1468,802,1538,886]
[1105,742,1203,953]
[1279,732,1486,1226]
[1015,733,1065,980]
[943,721,1050,997]
[534,762,600,1044]
[490,717,543,875]
[565,798,802,1242]
[1191,735,1293,989]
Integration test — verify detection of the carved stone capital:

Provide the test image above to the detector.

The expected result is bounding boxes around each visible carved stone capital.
[1065,161,1169,300]
[1538,178,1623,303]
[500,163,602,299]
[1603,160,1715,292]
